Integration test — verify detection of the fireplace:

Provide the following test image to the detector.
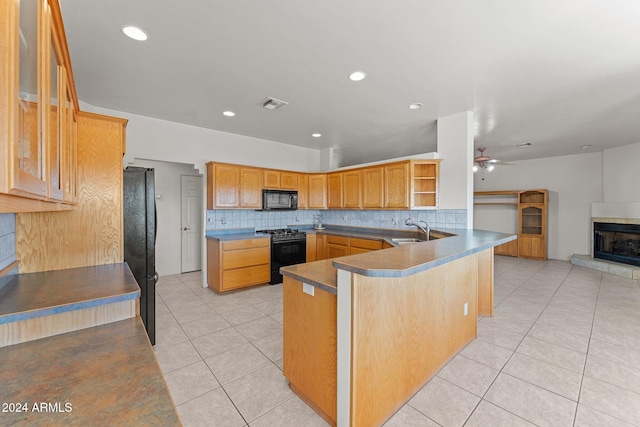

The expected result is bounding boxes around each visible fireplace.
[593,222,640,267]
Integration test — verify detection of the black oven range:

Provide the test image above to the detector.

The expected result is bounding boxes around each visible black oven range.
[257,228,307,284]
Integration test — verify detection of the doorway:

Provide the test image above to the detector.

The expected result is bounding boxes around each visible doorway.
[181,175,202,273]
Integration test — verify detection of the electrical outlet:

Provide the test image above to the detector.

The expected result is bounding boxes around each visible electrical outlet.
[303,282,314,296]
[464,302,468,316]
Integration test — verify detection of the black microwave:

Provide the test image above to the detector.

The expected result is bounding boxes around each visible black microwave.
[260,189,298,211]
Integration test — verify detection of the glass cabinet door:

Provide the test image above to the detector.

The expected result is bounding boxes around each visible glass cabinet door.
[48,28,63,200]
[15,0,48,197]
[521,206,543,235]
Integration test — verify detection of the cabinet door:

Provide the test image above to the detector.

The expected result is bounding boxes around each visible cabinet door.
[327,172,343,208]
[343,169,362,209]
[531,237,546,259]
[1,0,48,199]
[518,236,533,258]
[315,234,327,260]
[297,174,309,209]
[264,169,280,188]
[47,26,63,201]
[362,167,384,209]
[308,174,327,209]
[384,162,409,209]
[327,243,348,258]
[214,164,240,208]
[280,171,298,190]
[240,167,262,208]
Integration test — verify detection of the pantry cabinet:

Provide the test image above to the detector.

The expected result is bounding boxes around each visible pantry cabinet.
[1,0,78,212]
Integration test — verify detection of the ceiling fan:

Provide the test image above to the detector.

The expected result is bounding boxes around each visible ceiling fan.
[473,147,511,172]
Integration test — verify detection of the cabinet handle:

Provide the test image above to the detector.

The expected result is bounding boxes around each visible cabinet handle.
[183,227,190,231]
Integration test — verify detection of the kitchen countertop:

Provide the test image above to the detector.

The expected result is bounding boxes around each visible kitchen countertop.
[281,228,516,294]
[0,263,140,324]
[0,317,180,426]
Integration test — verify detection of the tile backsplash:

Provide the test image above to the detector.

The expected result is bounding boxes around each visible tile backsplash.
[206,209,467,231]
[0,213,17,289]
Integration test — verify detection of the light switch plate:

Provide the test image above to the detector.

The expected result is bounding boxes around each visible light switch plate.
[303,282,315,296]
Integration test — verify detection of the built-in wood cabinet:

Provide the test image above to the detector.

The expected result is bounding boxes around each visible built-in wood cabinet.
[205,159,440,211]
[518,190,547,260]
[362,167,384,209]
[1,0,79,212]
[17,112,128,273]
[306,233,317,262]
[348,237,383,254]
[308,174,327,209]
[207,237,271,293]
[474,189,547,259]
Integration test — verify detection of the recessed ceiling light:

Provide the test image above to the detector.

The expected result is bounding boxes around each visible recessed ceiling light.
[312,133,322,138]
[348,71,367,81]
[515,142,532,147]
[408,103,423,110]
[122,25,148,41]
[222,111,235,117]
[581,144,592,149]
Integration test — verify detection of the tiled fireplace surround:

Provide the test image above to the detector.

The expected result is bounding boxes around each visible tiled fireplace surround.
[571,202,640,279]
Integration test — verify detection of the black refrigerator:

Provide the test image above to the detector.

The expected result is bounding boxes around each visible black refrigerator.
[123,166,157,345]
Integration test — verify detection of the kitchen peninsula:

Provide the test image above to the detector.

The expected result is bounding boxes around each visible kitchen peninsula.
[281,228,515,426]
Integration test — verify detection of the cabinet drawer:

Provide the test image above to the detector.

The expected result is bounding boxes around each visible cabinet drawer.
[349,237,382,250]
[222,238,270,251]
[326,235,348,245]
[223,247,270,270]
[222,264,270,290]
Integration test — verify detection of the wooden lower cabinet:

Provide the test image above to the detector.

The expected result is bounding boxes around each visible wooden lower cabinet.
[207,237,270,293]
[518,235,545,260]
[315,234,384,260]
[306,233,317,262]
[494,239,518,257]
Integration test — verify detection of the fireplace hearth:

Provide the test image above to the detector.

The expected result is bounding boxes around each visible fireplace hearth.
[594,222,640,267]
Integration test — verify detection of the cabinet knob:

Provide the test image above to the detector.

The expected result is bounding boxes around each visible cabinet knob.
[183,227,190,231]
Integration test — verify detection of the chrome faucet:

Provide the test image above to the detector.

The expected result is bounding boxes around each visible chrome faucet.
[405,217,430,240]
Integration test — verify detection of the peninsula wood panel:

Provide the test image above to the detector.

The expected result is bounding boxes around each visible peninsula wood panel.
[283,277,337,425]
[477,248,494,316]
[16,112,126,273]
[350,255,478,426]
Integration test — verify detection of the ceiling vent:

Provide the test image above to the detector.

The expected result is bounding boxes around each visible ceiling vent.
[258,97,288,110]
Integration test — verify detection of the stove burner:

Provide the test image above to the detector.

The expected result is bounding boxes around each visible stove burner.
[258,228,306,242]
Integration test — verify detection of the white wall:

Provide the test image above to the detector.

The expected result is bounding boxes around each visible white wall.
[437,112,474,226]
[603,142,640,202]
[80,103,322,173]
[474,152,603,260]
[128,159,201,277]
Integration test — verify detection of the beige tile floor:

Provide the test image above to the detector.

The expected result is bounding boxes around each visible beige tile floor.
[154,256,640,426]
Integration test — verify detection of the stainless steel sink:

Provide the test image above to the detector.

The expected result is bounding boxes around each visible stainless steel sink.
[391,238,427,245]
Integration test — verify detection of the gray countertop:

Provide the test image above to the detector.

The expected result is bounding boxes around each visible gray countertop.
[280,227,516,294]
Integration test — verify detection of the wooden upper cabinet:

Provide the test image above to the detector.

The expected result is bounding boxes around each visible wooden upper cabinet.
[362,167,384,209]
[384,162,410,209]
[280,171,298,190]
[1,0,80,212]
[208,163,240,208]
[411,160,439,209]
[263,169,280,189]
[297,174,309,209]
[308,174,327,209]
[240,167,262,208]
[327,172,343,209]
[343,169,362,209]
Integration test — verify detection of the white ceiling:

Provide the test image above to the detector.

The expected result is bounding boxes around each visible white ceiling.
[59,0,640,167]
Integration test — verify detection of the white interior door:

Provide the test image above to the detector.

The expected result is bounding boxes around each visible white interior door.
[181,175,202,273]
